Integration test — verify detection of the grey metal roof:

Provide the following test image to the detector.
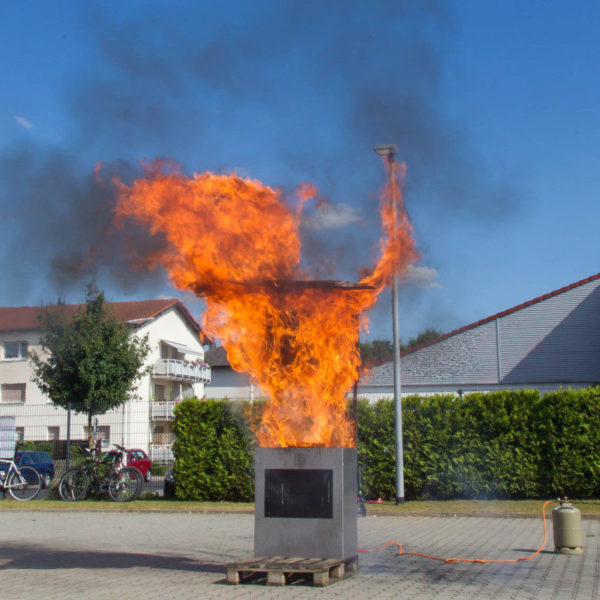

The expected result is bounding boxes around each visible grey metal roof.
[360,273,600,389]
[204,345,230,367]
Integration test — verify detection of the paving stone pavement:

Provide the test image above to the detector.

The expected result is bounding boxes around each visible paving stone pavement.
[0,510,597,600]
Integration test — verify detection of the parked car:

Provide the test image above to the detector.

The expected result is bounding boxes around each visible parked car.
[103,448,152,481]
[1,451,55,488]
[164,468,175,498]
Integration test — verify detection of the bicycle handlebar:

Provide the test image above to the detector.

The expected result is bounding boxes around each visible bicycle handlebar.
[82,444,128,460]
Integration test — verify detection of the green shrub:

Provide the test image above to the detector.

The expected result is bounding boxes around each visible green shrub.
[45,484,61,500]
[172,398,254,501]
[17,440,53,454]
[357,398,396,500]
[69,445,86,465]
[160,388,600,502]
[150,463,169,477]
[539,387,600,497]
[357,387,600,500]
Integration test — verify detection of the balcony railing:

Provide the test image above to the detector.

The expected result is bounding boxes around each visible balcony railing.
[151,401,177,421]
[149,445,174,465]
[152,359,211,383]
[153,432,175,446]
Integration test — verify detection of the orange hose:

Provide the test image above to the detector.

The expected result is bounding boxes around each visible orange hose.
[357,499,553,564]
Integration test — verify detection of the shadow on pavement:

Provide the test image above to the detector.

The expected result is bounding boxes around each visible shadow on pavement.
[0,542,225,574]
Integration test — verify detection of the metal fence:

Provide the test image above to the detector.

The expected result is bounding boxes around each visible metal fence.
[0,401,174,496]
[47,458,169,497]
[0,400,175,465]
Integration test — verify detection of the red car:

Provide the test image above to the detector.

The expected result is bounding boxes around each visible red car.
[104,449,152,481]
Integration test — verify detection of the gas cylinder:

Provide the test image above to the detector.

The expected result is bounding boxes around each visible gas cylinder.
[552,497,584,555]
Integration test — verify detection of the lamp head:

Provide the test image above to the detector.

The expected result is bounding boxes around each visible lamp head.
[373,144,398,157]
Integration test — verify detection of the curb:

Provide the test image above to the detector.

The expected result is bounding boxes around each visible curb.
[1,507,599,519]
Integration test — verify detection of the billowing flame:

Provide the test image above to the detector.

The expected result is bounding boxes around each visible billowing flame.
[113,157,416,447]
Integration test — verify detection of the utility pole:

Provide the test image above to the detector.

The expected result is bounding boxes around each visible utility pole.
[66,402,71,472]
[374,144,405,504]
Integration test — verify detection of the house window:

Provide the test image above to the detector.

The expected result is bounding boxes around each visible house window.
[1,384,26,404]
[160,342,183,360]
[3,341,28,360]
[15,427,24,441]
[48,427,60,441]
[160,342,174,359]
[154,384,166,401]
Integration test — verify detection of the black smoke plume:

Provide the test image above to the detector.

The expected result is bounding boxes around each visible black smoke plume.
[0,0,519,320]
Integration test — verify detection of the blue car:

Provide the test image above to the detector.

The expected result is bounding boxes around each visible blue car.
[10,451,55,488]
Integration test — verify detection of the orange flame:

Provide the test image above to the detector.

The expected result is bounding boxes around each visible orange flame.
[360,160,416,289]
[113,158,417,447]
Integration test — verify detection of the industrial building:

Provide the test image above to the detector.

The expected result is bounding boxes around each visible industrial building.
[358,273,600,400]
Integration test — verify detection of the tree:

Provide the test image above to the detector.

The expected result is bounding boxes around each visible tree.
[30,285,150,448]
[359,340,394,366]
[404,328,442,350]
[359,328,442,366]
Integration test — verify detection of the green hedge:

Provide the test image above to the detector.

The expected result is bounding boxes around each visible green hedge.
[540,387,600,497]
[17,440,54,453]
[173,389,600,501]
[172,398,254,501]
[358,388,600,500]
[150,462,169,477]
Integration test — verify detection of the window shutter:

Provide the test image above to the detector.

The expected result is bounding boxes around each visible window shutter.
[2,384,25,403]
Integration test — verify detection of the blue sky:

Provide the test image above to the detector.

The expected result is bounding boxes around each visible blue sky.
[1,1,598,342]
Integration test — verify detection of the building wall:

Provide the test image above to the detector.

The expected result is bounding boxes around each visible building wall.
[205,367,263,400]
[139,307,206,379]
[137,306,207,457]
[0,330,47,404]
[357,382,591,403]
[137,306,207,401]
[498,279,600,384]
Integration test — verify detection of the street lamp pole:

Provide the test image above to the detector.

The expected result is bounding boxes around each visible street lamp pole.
[374,144,405,504]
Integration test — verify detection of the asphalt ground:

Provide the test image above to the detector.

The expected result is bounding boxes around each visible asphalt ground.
[0,510,597,600]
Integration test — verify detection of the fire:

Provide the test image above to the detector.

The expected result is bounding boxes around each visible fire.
[113,157,416,447]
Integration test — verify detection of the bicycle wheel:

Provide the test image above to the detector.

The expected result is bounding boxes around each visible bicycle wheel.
[7,466,42,501]
[59,468,90,501]
[108,466,143,502]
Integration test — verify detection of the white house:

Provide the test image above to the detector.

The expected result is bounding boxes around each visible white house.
[359,272,600,400]
[0,299,210,464]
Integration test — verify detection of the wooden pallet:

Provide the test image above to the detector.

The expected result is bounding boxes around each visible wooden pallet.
[226,555,358,587]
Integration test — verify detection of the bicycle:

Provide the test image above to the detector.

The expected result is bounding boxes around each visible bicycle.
[0,456,42,501]
[58,444,143,502]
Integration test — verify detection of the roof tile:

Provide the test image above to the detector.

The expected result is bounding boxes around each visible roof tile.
[0,298,203,336]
